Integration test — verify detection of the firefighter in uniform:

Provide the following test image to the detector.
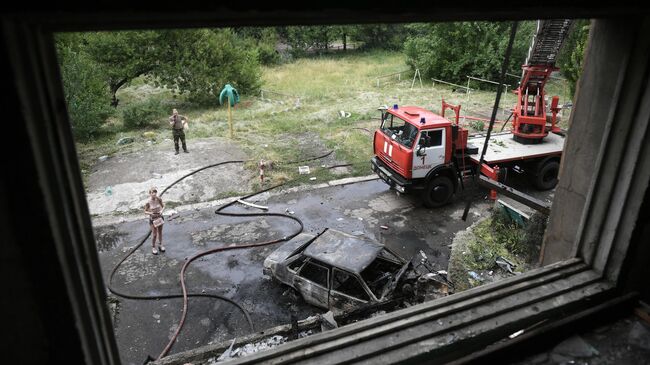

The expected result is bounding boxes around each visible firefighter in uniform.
[169,108,189,155]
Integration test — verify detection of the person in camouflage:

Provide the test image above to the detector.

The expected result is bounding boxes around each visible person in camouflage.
[169,108,189,154]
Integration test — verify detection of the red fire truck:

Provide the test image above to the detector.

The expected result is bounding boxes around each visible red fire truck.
[370,102,564,207]
[370,19,572,208]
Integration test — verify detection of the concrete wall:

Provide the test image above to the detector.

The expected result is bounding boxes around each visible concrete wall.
[541,20,639,265]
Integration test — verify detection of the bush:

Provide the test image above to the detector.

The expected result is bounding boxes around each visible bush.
[57,43,114,141]
[469,120,485,131]
[257,42,281,65]
[121,98,168,130]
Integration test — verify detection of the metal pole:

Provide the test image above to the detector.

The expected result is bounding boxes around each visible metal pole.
[462,21,519,221]
[228,96,233,139]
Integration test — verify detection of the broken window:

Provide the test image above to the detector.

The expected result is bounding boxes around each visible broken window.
[332,268,370,302]
[287,255,308,272]
[299,260,329,288]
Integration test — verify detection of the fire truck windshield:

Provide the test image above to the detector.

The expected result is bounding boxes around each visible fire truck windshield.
[381,114,419,149]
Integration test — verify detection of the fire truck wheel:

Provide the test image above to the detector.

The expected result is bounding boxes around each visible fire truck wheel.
[533,160,559,190]
[424,176,454,208]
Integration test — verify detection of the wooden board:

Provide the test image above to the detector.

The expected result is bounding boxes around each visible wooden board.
[468,131,565,165]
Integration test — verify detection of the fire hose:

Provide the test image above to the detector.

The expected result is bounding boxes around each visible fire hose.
[108,152,342,362]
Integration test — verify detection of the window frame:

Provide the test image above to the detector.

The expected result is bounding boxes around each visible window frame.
[331,267,373,303]
[4,11,649,365]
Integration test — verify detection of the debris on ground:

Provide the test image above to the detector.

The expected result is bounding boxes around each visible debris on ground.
[142,131,156,139]
[236,199,269,211]
[298,166,310,174]
[339,110,351,118]
[319,311,338,331]
[285,208,295,215]
[116,137,135,145]
[216,338,237,362]
[495,256,517,274]
[468,271,483,281]
[550,335,600,359]
[98,155,109,162]
[380,225,389,230]
[309,177,317,181]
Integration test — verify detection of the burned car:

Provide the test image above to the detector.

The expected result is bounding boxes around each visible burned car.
[263,228,450,314]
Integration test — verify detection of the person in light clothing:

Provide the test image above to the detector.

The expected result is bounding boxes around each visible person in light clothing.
[144,187,165,255]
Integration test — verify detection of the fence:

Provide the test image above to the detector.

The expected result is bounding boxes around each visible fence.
[466,76,512,116]
[375,68,423,88]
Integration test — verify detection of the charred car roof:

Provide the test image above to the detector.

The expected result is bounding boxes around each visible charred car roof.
[303,229,384,274]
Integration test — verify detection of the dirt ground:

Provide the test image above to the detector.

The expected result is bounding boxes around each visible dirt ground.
[86,137,252,218]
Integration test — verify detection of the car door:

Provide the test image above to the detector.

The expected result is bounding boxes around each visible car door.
[412,128,446,179]
[293,259,330,309]
[329,268,374,313]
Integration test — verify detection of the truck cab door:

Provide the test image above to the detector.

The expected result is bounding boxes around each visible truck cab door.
[412,128,445,179]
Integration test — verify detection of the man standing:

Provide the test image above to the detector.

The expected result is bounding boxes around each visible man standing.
[169,108,189,155]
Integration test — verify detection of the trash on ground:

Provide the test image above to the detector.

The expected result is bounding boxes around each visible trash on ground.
[98,155,109,162]
[105,186,113,196]
[468,271,483,281]
[236,199,268,211]
[309,177,317,181]
[285,208,295,215]
[298,166,310,174]
[116,137,135,146]
[216,338,237,362]
[339,110,351,118]
[380,225,389,230]
[319,311,338,331]
[495,256,517,274]
[142,131,156,139]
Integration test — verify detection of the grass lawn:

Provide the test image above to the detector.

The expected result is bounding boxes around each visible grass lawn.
[76,49,573,190]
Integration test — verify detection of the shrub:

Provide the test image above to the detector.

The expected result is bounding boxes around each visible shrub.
[469,120,485,131]
[121,98,168,130]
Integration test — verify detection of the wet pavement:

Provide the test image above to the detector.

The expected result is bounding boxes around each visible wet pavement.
[95,177,501,365]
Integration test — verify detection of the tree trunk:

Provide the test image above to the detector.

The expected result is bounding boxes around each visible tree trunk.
[343,33,347,51]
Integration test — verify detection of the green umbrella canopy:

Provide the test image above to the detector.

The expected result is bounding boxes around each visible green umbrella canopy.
[219,84,240,107]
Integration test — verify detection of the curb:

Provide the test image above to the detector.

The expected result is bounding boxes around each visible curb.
[91,175,380,227]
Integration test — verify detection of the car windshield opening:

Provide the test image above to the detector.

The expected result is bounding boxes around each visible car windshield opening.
[381,114,419,149]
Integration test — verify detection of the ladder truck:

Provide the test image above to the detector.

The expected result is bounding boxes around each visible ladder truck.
[370,20,574,208]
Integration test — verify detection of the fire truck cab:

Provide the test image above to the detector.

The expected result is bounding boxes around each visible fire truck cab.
[371,104,473,208]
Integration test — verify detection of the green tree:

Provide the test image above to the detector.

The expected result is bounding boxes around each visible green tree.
[403,21,536,88]
[349,24,408,50]
[71,29,262,107]
[280,25,339,56]
[56,35,114,141]
[82,31,161,107]
[557,20,590,98]
[234,27,281,65]
[151,29,261,105]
